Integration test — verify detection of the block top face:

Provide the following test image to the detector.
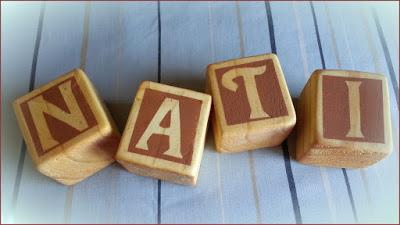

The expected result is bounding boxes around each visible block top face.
[14,69,111,160]
[117,81,211,176]
[314,70,392,152]
[207,54,295,131]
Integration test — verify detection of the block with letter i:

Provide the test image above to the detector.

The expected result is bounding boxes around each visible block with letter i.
[116,81,211,185]
[13,69,121,185]
[206,54,296,152]
[295,70,392,168]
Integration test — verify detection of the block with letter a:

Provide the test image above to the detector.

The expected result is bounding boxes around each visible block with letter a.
[116,81,211,185]
[13,69,120,185]
[206,53,296,152]
[295,70,393,168]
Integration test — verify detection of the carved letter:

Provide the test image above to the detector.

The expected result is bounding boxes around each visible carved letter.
[345,81,364,138]
[28,81,88,151]
[221,65,270,119]
[136,98,182,158]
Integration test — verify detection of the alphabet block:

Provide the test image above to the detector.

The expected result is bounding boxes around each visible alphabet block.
[116,81,211,185]
[13,69,120,185]
[206,54,296,152]
[296,70,392,168]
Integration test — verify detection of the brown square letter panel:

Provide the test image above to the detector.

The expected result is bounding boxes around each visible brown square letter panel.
[128,89,202,165]
[19,77,98,157]
[215,59,288,125]
[323,76,384,143]
[295,70,392,168]
[13,69,121,185]
[116,81,211,185]
[207,54,296,152]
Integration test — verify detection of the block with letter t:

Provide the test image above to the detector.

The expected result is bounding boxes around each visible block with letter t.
[13,69,121,185]
[296,70,392,168]
[206,53,296,152]
[116,81,211,185]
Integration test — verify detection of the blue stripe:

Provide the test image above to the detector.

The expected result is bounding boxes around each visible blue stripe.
[157,1,162,224]
[265,1,276,54]
[372,8,399,106]
[282,141,302,224]
[265,2,302,223]
[309,1,358,222]
[342,168,359,223]
[11,2,46,219]
[309,1,326,69]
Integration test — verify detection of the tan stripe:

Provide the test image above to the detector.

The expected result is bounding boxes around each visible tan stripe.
[235,1,245,57]
[114,4,123,104]
[338,5,355,70]
[216,153,225,223]
[360,6,382,73]
[64,186,74,223]
[235,2,261,222]
[80,2,91,70]
[326,2,373,216]
[320,168,337,223]
[208,2,225,222]
[359,6,394,217]
[208,1,216,63]
[324,2,341,68]
[293,1,336,221]
[248,151,262,223]
[64,2,91,222]
[292,2,309,77]
[335,4,374,214]
[360,170,374,213]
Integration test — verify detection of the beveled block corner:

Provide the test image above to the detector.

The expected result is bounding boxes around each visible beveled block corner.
[13,69,120,185]
[296,70,392,168]
[116,81,211,185]
[206,53,296,152]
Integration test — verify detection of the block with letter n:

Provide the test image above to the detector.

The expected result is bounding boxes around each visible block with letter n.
[296,70,393,168]
[206,53,296,152]
[13,69,120,185]
[116,81,211,185]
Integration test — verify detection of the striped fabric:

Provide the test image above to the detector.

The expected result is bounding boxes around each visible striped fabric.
[2,1,398,223]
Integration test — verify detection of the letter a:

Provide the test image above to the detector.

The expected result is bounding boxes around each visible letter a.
[136,98,182,159]
[221,65,270,119]
[345,81,364,138]
[28,81,89,151]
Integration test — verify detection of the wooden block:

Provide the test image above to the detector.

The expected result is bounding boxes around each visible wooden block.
[13,69,120,185]
[116,81,211,185]
[206,53,296,152]
[296,70,392,168]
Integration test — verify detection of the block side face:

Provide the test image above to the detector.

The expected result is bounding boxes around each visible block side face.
[207,64,226,152]
[14,72,98,159]
[298,146,389,168]
[117,83,210,178]
[315,70,392,156]
[295,74,314,161]
[219,120,295,152]
[37,131,118,185]
[75,69,120,137]
[118,159,195,186]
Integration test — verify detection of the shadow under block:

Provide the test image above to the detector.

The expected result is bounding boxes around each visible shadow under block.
[295,70,393,168]
[13,69,121,185]
[206,54,296,152]
[116,81,212,185]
